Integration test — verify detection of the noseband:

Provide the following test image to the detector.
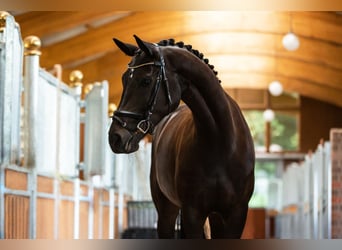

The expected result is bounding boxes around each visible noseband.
[112,45,172,135]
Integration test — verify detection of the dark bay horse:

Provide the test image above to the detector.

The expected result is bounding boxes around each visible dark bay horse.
[108,35,255,239]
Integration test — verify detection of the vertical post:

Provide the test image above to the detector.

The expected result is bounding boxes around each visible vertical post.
[23,35,41,169]
[323,141,331,239]
[109,188,115,239]
[23,35,41,239]
[108,103,117,239]
[53,178,60,239]
[310,153,318,239]
[331,129,342,238]
[88,182,94,239]
[118,189,124,237]
[0,166,4,239]
[69,70,83,239]
[73,178,80,239]
[0,10,9,240]
[116,154,124,236]
[0,11,23,166]
[69,70,83,177]
[98,190,103,238]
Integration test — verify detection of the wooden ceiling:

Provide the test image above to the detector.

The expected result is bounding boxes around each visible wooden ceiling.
[11,11,342,107]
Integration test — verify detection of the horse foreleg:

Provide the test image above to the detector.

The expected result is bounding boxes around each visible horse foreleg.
[181,206,207,239]
[151,179,179,238]
[220,204,249,239]
[156,204,179,239]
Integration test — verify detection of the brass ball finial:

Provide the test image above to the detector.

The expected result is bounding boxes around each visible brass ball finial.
[108,103,117,116]
[69,70,83,88]
[0,11,10,32]
[24,36,42,56]
[83,83,94,95]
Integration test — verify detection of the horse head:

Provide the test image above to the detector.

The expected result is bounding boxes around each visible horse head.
[108,35,181,153]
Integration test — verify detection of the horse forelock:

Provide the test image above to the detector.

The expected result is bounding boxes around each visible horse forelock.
[157,39,221,84]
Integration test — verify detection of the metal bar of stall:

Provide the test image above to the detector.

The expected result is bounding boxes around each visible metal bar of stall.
[0,166,5,239]
[23,35,42,239]
[73,178,80,239]
[98,190,103,239]
[88,182,94,239]
[53,178,60,239]
[0,13,23,239]
[0,13,23,167]
[109,187,115,239]
[28,168,37,239]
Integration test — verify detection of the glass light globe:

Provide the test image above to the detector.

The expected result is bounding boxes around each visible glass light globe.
[270,144,283,152]
[282,32,300,51]
[268,81,283,96]
[263,109,275,122]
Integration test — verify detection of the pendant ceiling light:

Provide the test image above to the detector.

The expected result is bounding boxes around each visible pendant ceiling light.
[263,109,275,122]
[282,12,300,51]
[282,32,300,51]
[268,80,283,96]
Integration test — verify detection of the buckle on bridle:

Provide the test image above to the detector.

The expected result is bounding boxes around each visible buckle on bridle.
[137,119,151,134]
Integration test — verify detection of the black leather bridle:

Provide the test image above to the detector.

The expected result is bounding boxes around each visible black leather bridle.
[112,45,172,135]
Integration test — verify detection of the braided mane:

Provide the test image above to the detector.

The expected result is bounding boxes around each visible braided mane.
[157,39,221,84]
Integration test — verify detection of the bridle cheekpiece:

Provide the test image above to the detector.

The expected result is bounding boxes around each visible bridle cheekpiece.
[112,45,172,135]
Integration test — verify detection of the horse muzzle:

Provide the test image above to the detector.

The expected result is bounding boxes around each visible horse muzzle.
[108,126,140,154]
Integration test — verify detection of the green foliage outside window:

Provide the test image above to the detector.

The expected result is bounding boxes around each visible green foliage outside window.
[243,110,299,152]
[243,110,265,150]
[271,112,299,151]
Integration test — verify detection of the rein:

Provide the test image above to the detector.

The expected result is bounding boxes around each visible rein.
[112,45,172,135]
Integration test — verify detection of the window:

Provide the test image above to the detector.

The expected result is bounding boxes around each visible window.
[270,111,299,151]
[248,159,283,210]
[243,110,266,151]
[227,88,300,153]
[226,88,302,209]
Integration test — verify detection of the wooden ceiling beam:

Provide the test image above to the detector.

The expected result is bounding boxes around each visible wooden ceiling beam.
[209,54,342,90]
[65,50,341,92]
[105,72,342,108]
[17,11,340,108]
[38,12,342,69]
[16,11,128,41]
[173,32,342,70]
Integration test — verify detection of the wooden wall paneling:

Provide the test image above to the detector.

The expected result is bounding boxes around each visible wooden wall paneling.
[5,169,27,191]
[241,208,266,239]
[58,200,74,239]
[102,204,109,239]
[92,188,100,239]
[300,97,342,152]
[36,197,55,239]
[37,175,54,194]
[5,195,30,238]
[60,180,74,196]
[80,183,88,197]
[79,201,89,239]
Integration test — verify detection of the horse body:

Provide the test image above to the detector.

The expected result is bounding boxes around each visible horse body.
[108,36,255,238]
[152,89,254,239]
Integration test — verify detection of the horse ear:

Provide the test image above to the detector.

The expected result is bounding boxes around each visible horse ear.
[133,34,154,58]
[113,38,138,56]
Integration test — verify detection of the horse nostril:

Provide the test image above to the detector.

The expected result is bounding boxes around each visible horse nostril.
[109,133,121,151]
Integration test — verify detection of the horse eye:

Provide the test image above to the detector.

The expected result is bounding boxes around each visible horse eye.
[141,78,151,86]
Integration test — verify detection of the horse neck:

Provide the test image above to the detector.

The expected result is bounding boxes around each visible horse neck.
[171,52,236,147]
